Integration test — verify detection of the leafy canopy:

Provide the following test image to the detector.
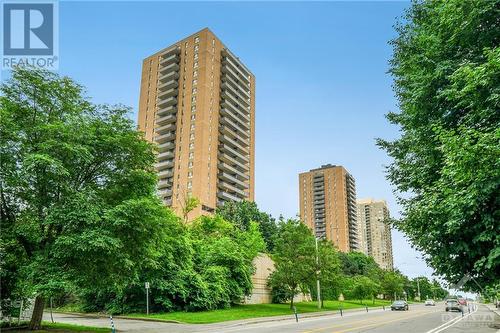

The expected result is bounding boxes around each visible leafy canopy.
[378,0,499,290]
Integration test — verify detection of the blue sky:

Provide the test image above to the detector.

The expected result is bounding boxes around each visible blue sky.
[5,1,437,279]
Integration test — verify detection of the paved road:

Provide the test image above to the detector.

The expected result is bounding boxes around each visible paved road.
[43,303,500,333]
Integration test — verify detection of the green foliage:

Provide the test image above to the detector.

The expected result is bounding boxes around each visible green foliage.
[339,251,381,278]
[378,0,500,290]
[379,270,406,300]
[216,201,278,251]
[0,67,167,328]
[268,218,316,307]
[346,276,380,304]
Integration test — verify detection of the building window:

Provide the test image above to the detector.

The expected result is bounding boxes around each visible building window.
[194,36,199,43]
[190,133,195,140]
[191,96,196,103]
[194,53,198,60]
[194,61,198,68]
[189,143,194,150]
[191,106,196,112]
[188,161,193,168]
[193,70,198,77]
[188,171,193,178]
[194,45,199,52]
[192,79,197,86]
[189,152,194,159]
[187,181,192,189]
[192,88,197,94]
[191,114,196,121]
[190,123,195,130]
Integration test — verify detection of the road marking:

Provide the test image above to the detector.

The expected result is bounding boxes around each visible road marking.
[424,305,478,333]
[329,310,438,333]
[301,308,434,333]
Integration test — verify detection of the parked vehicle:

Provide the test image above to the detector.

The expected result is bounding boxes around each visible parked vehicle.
[391,300,409,311]
[425,299,436,306]
[445,299,462,312]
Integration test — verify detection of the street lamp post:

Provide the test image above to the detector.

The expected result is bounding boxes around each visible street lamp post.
[416,277,421,301]
[315,237,321,309]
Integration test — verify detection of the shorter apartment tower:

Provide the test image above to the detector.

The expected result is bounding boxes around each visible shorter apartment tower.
[299,164,359,252]
[356,199,394,270]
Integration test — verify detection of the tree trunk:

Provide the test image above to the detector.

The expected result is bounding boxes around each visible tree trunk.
[29,295,45,330]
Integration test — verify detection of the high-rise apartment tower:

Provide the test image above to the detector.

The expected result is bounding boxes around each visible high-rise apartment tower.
[356,199,394,270]
[299,164,359,252]
[138,28,255,219]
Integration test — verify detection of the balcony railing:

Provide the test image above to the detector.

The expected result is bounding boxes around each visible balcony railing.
[222,73,250,99]
[218,152,249,172]
[221,82,250,108]
[217,190,245,203]
[218,133,249,154]
[157,96,177,109]
[157,105,176,117]
[218,162,249,180]
[218,180,247,197]
[156,160,173,170]
[218,172,249,190]
[155,114,176,126]
[219,143,249,164]
[155,132,176,144]
[157,87,178,100]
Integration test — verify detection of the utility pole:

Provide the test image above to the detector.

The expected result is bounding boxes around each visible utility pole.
[315,237,321,309]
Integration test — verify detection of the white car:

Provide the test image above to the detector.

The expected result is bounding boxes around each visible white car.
[425,299,436,306]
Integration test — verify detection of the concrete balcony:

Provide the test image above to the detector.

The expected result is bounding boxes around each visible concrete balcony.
[158,180,171,189]
[158,170,173,179]
[157,105,176,117]
[219,125,250,144]
[218,180,247,197]
[158,141,175,151]
[217,190,245,203]
[159,63,179,76]
[218,162,249,180]
[222,49,251,77]
[219,133,249,154]
[218,171,249,190]
[158,71,179,84]
[221,82,250,108]
[157,96,177,109]
[220,108,250,133]
[158,87,178,100]
[155,114,176,126]
[222,73,250,99]
[155,132,176,144]
[160,53,178,66]
[219,152,249,172]
[219,117,250,141]
[220,99,250,124]
[155,123,176,135]
[156,160,173,170]
[157,150,174,160]
[158,79,178,91]
[219,143,249,164]
[221,56,250,85]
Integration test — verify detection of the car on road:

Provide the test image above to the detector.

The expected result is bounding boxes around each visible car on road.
[425,299,436,306]
[391,300,409,311]
[445,299,462,312]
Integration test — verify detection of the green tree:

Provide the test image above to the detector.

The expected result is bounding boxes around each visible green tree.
[311,240,342,305]
[187,215,265,310]
[378,0,499,290]
[268,218,316,308]
[347,276,380,305]
[216,201,278,251]
[380,270,405,301]
[339,251,381,278]
[0,68,170,329]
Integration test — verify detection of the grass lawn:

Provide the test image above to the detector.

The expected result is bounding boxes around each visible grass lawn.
[4,322,110,332]
[125,299,392,324]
